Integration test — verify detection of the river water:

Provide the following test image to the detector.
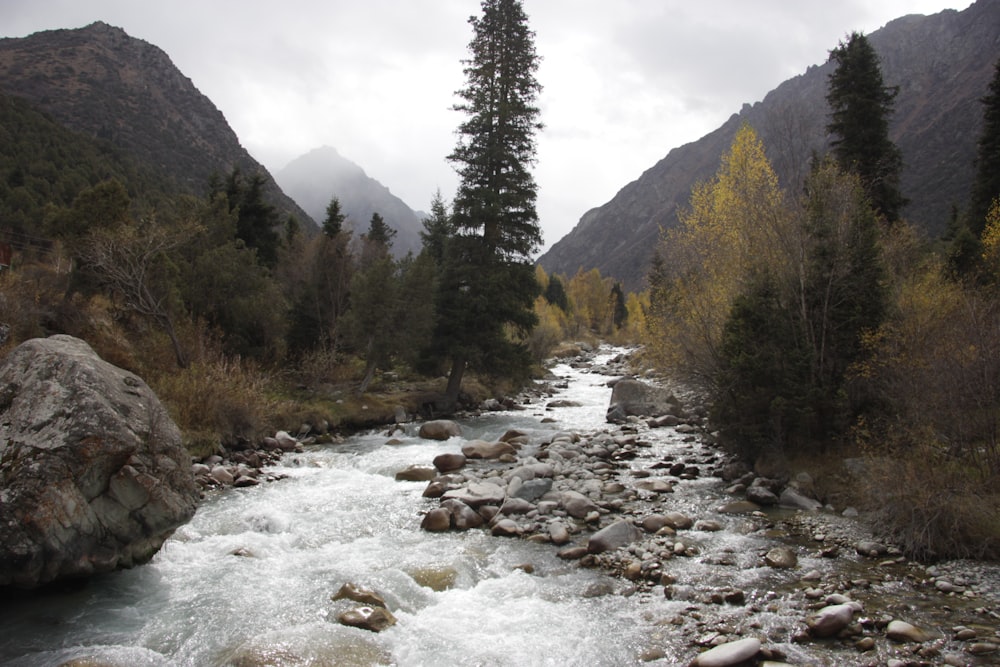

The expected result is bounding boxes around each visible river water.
[1,347,998,666]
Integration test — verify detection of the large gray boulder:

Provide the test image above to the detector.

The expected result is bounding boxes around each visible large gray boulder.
[606,379,680,422]
[0,335,199,589]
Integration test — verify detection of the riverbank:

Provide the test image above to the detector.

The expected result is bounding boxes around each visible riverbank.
[407,345,1000,666]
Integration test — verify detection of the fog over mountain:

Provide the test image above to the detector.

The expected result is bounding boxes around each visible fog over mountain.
[275,146,425,258]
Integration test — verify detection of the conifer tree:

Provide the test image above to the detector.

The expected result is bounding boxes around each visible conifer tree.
[826,32,905,223]
[969,58,1000,237]
[433,0,543,406]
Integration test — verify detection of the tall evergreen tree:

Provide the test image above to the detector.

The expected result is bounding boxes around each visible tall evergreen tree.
[826,32,905,223]
[433,0,543,406]
[323,196,346,237]
[969,58,1000,237]
[420,190,452,266]
[214,167,282,267]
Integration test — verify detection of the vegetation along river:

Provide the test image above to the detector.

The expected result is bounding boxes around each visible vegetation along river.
[1,346,998,666]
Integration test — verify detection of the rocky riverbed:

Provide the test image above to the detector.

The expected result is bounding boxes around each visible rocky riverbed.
[403,346,1000,666]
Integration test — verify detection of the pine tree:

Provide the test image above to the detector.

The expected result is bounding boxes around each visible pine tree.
[323,196,345,237]
[826,32,905,223]
[969,58,1000,237]
[434,0,543,406]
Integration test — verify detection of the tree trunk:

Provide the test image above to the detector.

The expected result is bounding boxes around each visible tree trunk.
[444,355,466,410]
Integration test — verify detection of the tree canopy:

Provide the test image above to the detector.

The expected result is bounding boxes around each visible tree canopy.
[826,31,905,223]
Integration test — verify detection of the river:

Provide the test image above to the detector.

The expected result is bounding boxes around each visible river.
[1,346,998,666]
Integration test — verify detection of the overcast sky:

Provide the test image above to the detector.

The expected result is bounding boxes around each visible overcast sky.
[2,0,974,253]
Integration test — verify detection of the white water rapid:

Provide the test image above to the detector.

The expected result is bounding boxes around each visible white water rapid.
[3,347,998,666]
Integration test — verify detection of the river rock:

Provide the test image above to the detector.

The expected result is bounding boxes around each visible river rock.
[0,335,199,589]
[692,637,761,667]
[491,518,521,537]
[746,484,779,506]
[606,379,680,421]
[337,606,397,632]
[394,465,437,481]
[561,490,601,519]
[716,500,760,514]
[440,499,484,530]
[764,547,798,569]
[587,520,642,554]
[886,619,933,643]
[778,487,822,511]
[442,481,507,508]
[548,521,571,545]
[806,603,856,638]
[432,452,467,472]
[420,507,452,532]
[499,497,535,515]
[332,582,387,608]
[511,477,552,502]
[461,439,517,459]
[418,420,462,440]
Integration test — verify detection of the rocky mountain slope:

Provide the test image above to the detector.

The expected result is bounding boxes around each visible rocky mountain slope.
[538,0,1000,291]
[0,22,313,227]
[275,146,425,258]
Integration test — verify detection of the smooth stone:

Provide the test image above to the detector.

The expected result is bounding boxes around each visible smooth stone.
[432,452,467,472]
[886,619,933,643]
[692,637,761,667]
[394,465,437,482]
[419,507,451,532]
[491,519,520,537]
[418,419,462,440]
[587,520,642,554]
[764,547,797,569]
[806,603,856,638]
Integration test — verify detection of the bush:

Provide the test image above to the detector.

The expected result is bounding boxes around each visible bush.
[151,354,282,455]
[861,443,1000,560]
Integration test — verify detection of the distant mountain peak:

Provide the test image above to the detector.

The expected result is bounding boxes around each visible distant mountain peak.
[276,146,424,257]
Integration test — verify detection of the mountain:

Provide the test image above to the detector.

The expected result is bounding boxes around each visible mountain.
[538,0,1000,292]
[0,21,313,227]
[275,146,424,257]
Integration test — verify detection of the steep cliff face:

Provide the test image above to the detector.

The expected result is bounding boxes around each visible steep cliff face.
[0,22,313,226]
[538,1,999,291]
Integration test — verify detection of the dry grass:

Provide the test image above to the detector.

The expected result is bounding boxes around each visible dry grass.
[860,444,1000,561]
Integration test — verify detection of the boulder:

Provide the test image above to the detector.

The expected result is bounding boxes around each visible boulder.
[420,508,452,532]
[886,620,933,643]
[439,499,484,530]
[560,490,601,519]
[432,452,466,473]
[764,547,798,569]
[441,481,507,508]
[461,439,516,459]
[511,478,552,502]
[746,484,779,506]
[0,335,199,589]
[418,420,462,441]
[606,379,680,421]
[587,520,642,554]
[806,603,856,638]
[779,487,822,511]
[692,637,761,667]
